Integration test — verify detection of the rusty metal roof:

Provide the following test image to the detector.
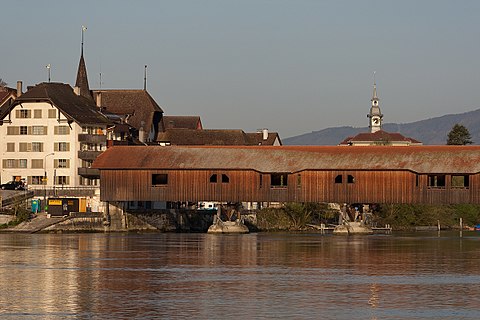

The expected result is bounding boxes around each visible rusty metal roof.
[93,145,480,174]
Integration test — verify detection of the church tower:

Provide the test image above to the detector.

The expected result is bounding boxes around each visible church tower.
[75,26,93,101]
[367,73,383,133]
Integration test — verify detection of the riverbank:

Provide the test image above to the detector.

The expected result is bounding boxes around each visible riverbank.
[1,203,479,233]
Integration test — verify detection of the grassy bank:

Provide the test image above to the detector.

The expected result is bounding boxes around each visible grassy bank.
[254,203,480,231]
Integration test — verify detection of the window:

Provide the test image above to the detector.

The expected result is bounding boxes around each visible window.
[55,176,69,185]
[55,142,70,152]
[451,175,469,188]
[20,126,27,135]
[34,110,42,118]
[7,126,19,135]
[55,126,70,135]
[31,142,43,152]
[17,109,31,118]
[48,109,57,118]
[428,175,446,188]
[210,174,217,183]
[19,159,27,168]
[259,174,263,188]
[347,175,355,184]
[221,174,229,183]
[29,176,44,185]
[31,159,43,169]
[3,159,16,168]
[335,175,343,184]
[271,173,288,188]
[152,174,168,185]
[55,159,70,168]
[32,126,46,135]
[19,143,29,152]
[6,143,15,152]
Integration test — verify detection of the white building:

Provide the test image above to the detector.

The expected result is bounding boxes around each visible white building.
[0,81,110,196]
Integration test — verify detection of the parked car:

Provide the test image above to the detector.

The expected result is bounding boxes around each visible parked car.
[0,181,25,190]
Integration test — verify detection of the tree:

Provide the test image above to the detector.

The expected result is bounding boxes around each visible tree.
[447,123,473,145]
[0,78,7,87]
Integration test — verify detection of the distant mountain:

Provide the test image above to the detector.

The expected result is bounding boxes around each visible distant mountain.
[283,108,480,145]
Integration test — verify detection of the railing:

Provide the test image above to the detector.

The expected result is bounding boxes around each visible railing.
[78,167,100,177]
[30,186,99,197]
[77,150,103,160]
[78,134,107,144]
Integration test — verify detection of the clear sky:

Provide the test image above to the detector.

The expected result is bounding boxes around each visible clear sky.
[2,0,480,138]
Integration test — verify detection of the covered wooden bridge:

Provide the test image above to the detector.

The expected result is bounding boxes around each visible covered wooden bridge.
[93,145,480,205]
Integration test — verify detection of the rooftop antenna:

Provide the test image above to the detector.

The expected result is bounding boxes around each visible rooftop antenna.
[81,25,87,55]
[99,72,102,89]
[144,65,147,90]
[46,64,51,82]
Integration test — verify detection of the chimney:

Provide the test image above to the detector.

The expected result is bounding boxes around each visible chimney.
[262,128,269,141]
[139,121,145,143]
[16,81,23,97]
[96,91,102,107]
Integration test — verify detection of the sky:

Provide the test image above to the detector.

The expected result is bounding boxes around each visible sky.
[2,0,480,138]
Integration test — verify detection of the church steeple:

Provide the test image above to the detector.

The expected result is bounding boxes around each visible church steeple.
[367,72,383,133]
[75,26,93,101]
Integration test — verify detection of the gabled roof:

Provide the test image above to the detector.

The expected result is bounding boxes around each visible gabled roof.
[163,116,202,130]
[93,145,480,174]
[156,129,281,146]
[93,89,163,132]
[245,132,282,146]
[0,86,17,109]
[1,82,110,125]
[339,130,421,145]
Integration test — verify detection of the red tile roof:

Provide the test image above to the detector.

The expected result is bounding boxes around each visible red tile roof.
[163,116,202,130]
[156,129,280,146]
[93,145,480,174]
[339,130,422,145]
[93,90,163,134]
[3,82,109,125]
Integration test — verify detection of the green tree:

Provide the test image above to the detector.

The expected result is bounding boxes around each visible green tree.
[447,123,473,145]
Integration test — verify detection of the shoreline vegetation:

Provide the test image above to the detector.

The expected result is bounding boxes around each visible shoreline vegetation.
[254,203,480,232]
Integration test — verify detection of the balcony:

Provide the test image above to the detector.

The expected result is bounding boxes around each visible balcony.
[78,134,107,144]
[78,167,100,177]
[78,150,103,160]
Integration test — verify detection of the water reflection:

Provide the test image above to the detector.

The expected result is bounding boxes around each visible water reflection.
[0,232,479,319]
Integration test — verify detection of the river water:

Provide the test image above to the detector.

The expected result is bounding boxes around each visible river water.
[1,231,479,319]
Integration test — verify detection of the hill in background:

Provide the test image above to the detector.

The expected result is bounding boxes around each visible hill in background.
[283,108,480,146]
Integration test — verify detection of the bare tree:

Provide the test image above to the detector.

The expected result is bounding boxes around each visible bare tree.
[0,78,7,87]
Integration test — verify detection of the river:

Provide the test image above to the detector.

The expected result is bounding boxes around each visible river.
[1,231,479,319]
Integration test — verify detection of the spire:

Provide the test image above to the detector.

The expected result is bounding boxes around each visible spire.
[368,71,383,133]
[371,71,378,101]
[75,26,93,101]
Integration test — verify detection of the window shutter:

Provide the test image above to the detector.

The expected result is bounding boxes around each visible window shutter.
[54,159,58,168]
[66,159,70,168]
[15,110,20,118]
[27,176,32,185]
[2,159,6,168]
[66,176,70,185]
[27,126,33,135]
[66,143,70,151]
[54,143,58,152]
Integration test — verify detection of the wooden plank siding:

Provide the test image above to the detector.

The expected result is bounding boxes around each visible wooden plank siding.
[93,146,480,205]
[99,169,477,204]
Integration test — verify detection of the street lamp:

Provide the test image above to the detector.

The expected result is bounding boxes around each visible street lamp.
[43,152,54,212]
